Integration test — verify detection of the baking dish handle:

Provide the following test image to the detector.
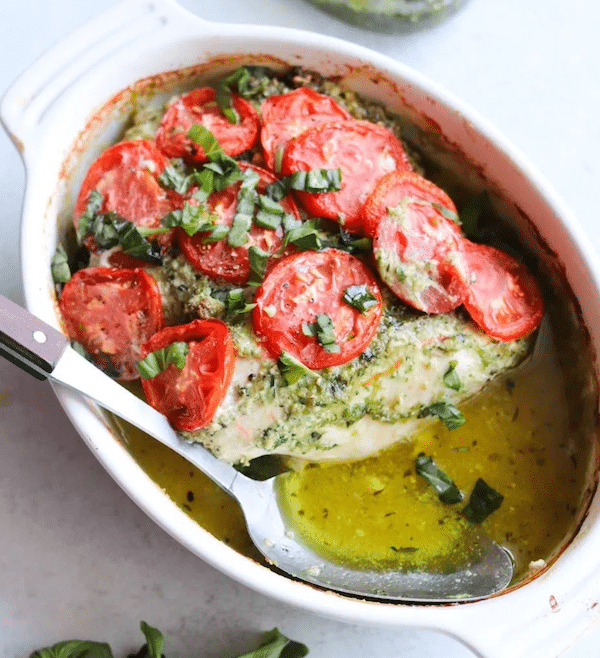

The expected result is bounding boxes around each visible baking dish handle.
[0,0,214,153]
[438,581,600,658]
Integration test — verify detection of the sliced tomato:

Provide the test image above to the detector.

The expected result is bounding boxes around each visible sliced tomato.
[155,87,260,164]
[461,240,544,341]
[260,87,351,171]
[178,162,300,285]
[139,319,235,432]
[59,267,164,380]
[369,171,467,314]
[280,119,411,234]
[253,249,383,369]
[74,140,175,237]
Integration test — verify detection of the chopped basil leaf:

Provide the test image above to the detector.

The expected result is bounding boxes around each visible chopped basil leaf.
[254,194,288,230]
[302,313,340,354]
[415,453,463,504]
[187,124,244,191]
[462,478,504,523]
[418,401,465,430]
[278,351,319,385]
[227,168,260,247]
[202,223,230,243]
[248,245,270,286]
[161,201,218,236]
[212,287,256,314]
[443,360,461,391]
[51,244,71,284]
[215,66,252,124]
[342,285,378,313]
[265,168,342,201]
[227,214,252,247]
[282,219,323,252]
[76,189,104,243]
[336,228,372,254]
[77,192,163,264]
[158,158,197,194]
[136,342,190,379]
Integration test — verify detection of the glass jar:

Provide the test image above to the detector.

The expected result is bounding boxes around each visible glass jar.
[304,0,470,32]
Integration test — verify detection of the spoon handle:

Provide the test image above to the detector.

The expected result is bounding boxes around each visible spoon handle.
[0,294,68,380]
[0,293,239,493]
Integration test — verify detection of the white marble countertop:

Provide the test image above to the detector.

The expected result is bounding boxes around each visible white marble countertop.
[2,0,600,656]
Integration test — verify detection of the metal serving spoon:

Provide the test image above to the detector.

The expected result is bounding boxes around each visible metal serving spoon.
[0,293,513,602]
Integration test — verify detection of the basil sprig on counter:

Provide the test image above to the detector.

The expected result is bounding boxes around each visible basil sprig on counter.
[415,453,463,504]
[29,623,308,658]
[136,342,190,379]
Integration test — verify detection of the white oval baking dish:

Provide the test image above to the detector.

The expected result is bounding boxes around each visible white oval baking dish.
[3,1,600,656]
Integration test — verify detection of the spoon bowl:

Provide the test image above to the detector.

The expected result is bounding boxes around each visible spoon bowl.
[0,292,513,602]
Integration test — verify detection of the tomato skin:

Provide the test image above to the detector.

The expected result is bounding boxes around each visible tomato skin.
[260,88,351,171]
[461,240,544,341]
[281,119,411,234]
[74,140,175,237]
[178,162,300,285]
[59,267,164,380]
[253,249,383,370]
[368,171,467,314]
[155,87,260,164]
[139,319,235,432]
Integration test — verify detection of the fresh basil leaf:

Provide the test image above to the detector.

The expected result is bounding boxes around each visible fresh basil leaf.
[29,640,114,658]
[266,168,341,201]
[161,202,218,237]
[113,220,163,263]
[76,189,104,243]
[443,360,461,391]
[282,219,323,252]
[336,228,372,254]
[342,285,378,313]
[278,351,319,385]
[415,453,463,504]
[186,124,244,192]
[202,223,230,243]
[158,159,194,194]
[248,245,270,286]
[77,192,163,264]
[227,168,260,247]
[212,288,256,314]
[234,628,309,658]
[137,622,164,658]
[137,342,190,379]
[215,66,252,124]
[462,478,504,523]
[254,194,288,230]
[302,313,340,354]
[51,244,72,284]
[418,401,465,430]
